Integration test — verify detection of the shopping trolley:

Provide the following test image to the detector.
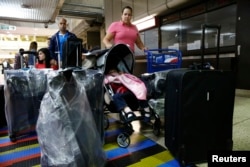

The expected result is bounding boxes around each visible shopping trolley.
[145,48,182,73]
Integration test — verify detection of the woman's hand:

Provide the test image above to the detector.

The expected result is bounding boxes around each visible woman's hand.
[142,46,148,51]
[106,43,113,49]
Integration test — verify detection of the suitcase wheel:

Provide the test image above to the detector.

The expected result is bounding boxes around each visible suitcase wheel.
[117,132,130,148]
[104,114,109,130]
[10,134,17,142]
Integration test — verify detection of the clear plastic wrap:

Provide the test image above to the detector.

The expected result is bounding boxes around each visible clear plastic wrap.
[4,69,49,140]
[142,71,169,99]
[142,71,170,126]
[148,98,165,122]
[36,69,106,167]
[74,69,105,142]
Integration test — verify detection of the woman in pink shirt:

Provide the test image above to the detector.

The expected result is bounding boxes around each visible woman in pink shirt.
[103,6,147,52]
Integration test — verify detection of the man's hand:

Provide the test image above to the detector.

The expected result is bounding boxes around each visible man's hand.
[50,59,57,65]
[82,53,86,60]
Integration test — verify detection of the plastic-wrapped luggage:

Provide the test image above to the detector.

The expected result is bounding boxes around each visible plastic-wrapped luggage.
[142,71,170,126]
[4,69,48,141]
[36,69,106,167]
[80,69,105,142]
[0,85,7,127]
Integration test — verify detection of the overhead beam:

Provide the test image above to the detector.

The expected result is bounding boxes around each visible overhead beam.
[50,0,65,23]
[63,2,103,10]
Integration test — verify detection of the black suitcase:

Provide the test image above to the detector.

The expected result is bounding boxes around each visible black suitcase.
[164,24,236,165]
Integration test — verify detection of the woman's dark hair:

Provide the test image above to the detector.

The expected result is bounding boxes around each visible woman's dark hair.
[122,6,133,14]
[37,48,51,68]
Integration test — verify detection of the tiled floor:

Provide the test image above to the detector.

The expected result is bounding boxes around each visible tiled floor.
[115,89,250,167]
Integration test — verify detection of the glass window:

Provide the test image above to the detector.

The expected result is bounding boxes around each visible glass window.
[134,28,159,55]
[160,4,236,53]
[161,21,182,50]
[144,28,159,49]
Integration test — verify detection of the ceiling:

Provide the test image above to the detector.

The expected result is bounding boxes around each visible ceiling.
[0,0,104,37]
[0,0,206,40]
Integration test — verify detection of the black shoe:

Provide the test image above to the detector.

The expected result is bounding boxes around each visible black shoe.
[121,111,136,122]
[143,116,151,123]
[141,110,151,123]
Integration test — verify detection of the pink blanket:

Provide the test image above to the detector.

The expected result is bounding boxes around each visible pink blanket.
[104,73,147,100]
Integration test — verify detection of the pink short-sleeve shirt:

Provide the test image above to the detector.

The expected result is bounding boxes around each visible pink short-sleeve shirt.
[107,21,139,52]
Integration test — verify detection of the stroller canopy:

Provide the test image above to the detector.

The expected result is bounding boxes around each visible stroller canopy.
[97,44,135,74]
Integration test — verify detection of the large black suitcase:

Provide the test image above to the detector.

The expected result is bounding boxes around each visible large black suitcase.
[164,24,236,165]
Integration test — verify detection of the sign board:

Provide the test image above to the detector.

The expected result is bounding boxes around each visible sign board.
[0,25,16,30]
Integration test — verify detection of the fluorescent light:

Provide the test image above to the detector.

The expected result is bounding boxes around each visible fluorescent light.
[161,25,188,31]
[133,14,156,24]
[136,19,156,31]
[133,14,156,31]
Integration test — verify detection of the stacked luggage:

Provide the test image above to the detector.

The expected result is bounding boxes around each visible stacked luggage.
[4,67,106,166]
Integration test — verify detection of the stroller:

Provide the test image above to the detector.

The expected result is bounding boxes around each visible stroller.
[87,44,161,148]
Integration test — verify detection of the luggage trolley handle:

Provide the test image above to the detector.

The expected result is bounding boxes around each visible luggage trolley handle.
[146,48,175,51]
[201,24,221,69]
[146,48,180,53]
[20,51,37,69]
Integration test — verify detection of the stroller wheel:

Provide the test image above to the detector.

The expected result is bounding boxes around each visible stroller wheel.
[125,122,133,129]
[124,123,134,135]
[153,119,161,136]
[117,132,130,148]
[104,114,109,130]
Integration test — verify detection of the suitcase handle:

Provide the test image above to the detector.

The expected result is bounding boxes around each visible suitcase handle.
[201,24,221,69]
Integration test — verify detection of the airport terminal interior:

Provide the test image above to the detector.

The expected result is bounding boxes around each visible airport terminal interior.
[0,0,250,167]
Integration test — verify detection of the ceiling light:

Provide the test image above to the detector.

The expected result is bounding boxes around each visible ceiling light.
[133,14,157,31]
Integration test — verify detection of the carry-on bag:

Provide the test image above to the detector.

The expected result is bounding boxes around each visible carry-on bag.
[164,24,236,166]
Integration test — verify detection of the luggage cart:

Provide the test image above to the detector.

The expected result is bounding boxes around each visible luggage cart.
[145,48,182,73]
